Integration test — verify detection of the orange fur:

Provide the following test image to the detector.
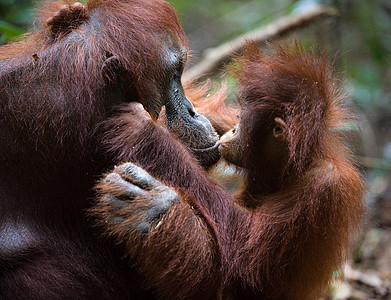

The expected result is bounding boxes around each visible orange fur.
[95,42,365,299]
[0,0,201,298]
[185,82,239,135]
[227,42,364,298]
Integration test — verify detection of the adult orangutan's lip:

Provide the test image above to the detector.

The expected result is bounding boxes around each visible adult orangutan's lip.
[190,141,220,152]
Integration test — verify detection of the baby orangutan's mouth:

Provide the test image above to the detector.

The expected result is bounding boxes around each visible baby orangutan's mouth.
[190,141,220,152]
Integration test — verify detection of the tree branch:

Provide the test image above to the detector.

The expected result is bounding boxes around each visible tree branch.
[183,5,338,83]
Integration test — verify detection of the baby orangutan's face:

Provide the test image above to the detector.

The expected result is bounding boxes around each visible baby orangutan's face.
[218,117,288,168]
[218,124,244,167]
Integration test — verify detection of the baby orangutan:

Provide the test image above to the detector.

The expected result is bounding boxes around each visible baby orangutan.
[93,42,365,299]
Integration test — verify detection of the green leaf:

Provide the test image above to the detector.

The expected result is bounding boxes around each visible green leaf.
[0,20,24,42]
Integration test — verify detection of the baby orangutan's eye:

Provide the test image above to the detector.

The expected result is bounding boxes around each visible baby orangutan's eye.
[273,125,283,136]
[272,117,287,140]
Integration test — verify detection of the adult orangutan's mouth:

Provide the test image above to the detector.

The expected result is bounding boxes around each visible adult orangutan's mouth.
[190,141,220,152]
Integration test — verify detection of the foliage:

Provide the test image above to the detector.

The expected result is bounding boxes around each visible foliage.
[0,0,33,42]
[0,20,24,42]
[0,0,390,155]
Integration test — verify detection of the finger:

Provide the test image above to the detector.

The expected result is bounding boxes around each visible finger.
[137,221,150,234]
[127,102,145,112]
[71,2,88,18]
[152,188,179,210]
[72,2,85,10]
[104,172,146,198]
[59,4,70,16]
[126,102,151,118]
[100,194,151,234]
[145,197,172,219]
[101,194,129,209]
[101,55,119,73]
[47,5,69,26]
[115,163,159,190]
[46,17,54,26]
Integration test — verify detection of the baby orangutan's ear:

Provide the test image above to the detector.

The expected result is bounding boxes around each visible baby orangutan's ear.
[273,117,287,141]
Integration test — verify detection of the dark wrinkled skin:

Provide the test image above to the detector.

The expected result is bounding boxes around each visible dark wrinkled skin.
[101,163,179,234]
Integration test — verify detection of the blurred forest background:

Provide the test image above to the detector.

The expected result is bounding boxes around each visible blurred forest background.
[1,0,390,299]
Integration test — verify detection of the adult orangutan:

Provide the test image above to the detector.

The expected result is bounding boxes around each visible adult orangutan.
[0,0,220,298]
[93,42,365,299]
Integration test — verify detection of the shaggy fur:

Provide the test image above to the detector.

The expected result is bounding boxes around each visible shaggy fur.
[0,0,214,298]
[94,42,365,299]
[184,82,239,135]
[225,42,365,299]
